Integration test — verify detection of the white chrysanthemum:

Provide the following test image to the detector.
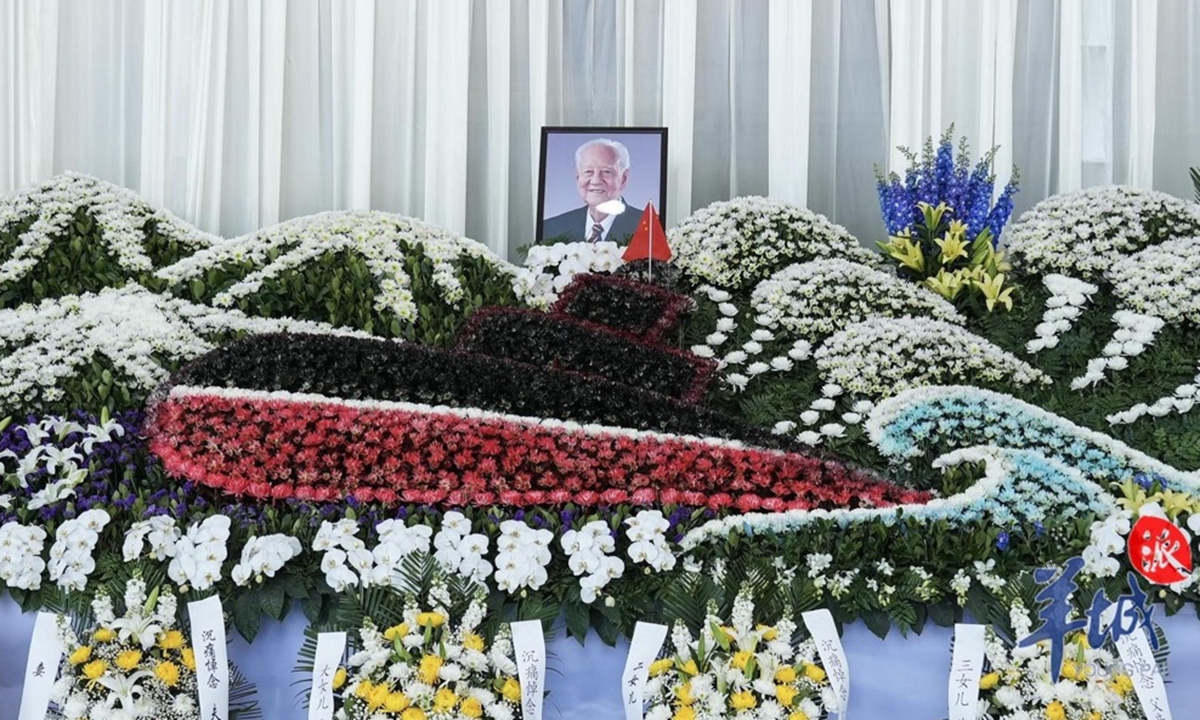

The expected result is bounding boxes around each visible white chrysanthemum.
[750,258,964,344]
[669,196,882,288]
[815,316,1051,399]
[1006,185,1200,279]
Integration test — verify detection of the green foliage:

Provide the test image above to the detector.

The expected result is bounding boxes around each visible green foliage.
[0,211,200,309]
[168,243,519,345]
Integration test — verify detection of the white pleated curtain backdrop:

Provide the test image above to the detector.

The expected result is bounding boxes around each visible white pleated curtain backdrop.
[2,0,1198,259]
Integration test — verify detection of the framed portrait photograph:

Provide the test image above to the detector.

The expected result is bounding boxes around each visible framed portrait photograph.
[535,126,668,246]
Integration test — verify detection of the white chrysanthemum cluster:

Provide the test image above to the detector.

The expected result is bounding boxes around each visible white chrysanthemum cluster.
[750,258,965,342]
[0,283,370,412]
[167,514,231,592]
[511,241,625,307]
[231,533,303,586]
[47,508,110,592]
[624,510,676,572]
[156,209,515,321]
[433,511,493,586]
[645,590,827,720]
[560,520,625,604]
[978,625,1143,719]
[0,172,217,284]
[1005,185,1200,279]
[340,594,522,720]
[1108,235,1200,325]
[0,521,48,589]
[53,581,198,720]
[1107,365,1199,425]
[122,516,181,562]
[814,316,1051,399]
[1025,274,1098,353]
[669,196,881,289]
[0,414,124,511]
[313,518,372,592]
[1070,311,1164,390]
[493,519,553,593]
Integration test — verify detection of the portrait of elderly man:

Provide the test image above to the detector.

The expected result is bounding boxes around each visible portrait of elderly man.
[540,138,643,245]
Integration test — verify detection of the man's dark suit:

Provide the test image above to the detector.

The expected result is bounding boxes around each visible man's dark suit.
[540,205,642,245]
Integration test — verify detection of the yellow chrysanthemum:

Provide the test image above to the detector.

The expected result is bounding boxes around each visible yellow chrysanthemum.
[776,685,798,707]
[384,692,411,713]
[1045,700,1066,720]
[461,697,484,719]
[680,659,699,676]
[757,625,779,641]
[82,659,108,681]
[500,677,522,702]
[775,666,797,683]
[1088,713,1102,720]
[115,649,142,672]
[802,663,826,684]
[355,680,375,699]
[979,672,999,690]
[416,612,446,628]
[463,633,486,652]
[434,688,458,712]
[1060,660,1091,681]
[93,627,116,643]
[418,654,443,684]
[383,623,410,642]
[155,661,180,687]
[68,646,92,665]
[181,648,196,671]
[1110,674,1134,697]
[401,708,427,720]
[649,659,675,677]
[731,650,753,670]
[789,712,810,720]
[332,667,347,690]
[157,630,186,650]
[675,681,694,706]
[730,691,757,710]
[367,683,391,711]
[672,707,696,720]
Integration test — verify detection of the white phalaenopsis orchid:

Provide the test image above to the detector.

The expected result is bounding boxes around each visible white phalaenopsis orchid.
[0,521,48,589]
[167,514,231,592]
[47,508,110,592]
[122,516,181,562]
[513,241,624,307]
[492,519,553,593]
[561,520,624,604]
[231,533,303,586]
[625,510,676,572]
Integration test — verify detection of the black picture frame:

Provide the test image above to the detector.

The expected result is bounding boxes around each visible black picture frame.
[535,126,669,246]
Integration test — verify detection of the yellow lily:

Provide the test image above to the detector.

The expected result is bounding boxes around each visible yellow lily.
[973,272,1014,312]
[917,201,950,231]
[880,235,926,273]
[924,268,966,300]
[934,233,970,265]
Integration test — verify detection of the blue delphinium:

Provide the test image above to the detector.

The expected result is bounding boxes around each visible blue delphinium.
[877,126,1019,246]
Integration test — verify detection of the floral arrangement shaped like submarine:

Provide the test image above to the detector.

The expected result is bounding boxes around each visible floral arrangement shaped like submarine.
[146,207,926,513]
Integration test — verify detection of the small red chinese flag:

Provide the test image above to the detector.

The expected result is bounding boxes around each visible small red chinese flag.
[622,203,672,262]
